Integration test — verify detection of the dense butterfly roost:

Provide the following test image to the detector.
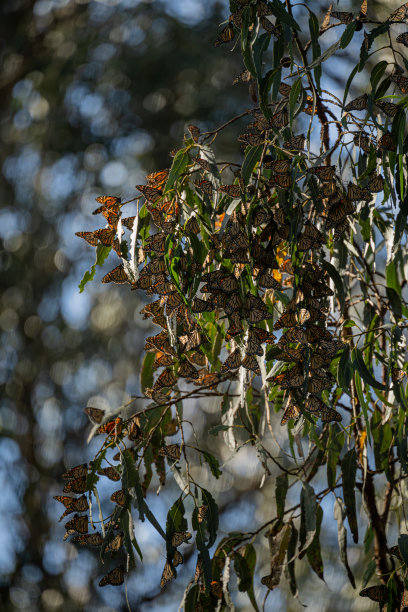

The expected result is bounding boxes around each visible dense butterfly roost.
[56,0,408,608]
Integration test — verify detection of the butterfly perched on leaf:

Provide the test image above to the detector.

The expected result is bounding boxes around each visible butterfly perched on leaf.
[281,403,301,425]
[359,585,387,602]
[111,489,126,507]
[344,94,368,112]
[159,444,181,461]
[378,131,397,152]
[171,531,192,547]
[160,561,176,589]
[396,32,408,46]
[375,100,399,118]
[214,23,235,47]
[367,173,384,193]
[99,565,125,587]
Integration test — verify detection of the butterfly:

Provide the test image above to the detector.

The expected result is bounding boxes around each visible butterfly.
[326,199,355,229]
[261,574,278,590]
[197,505,208,524]
[367,173,385,193]
[54,494,89,521]
[347,182,371,201]
[242,354,261,375]
[281,403,301,425]
[389,3,408,22]
[178,360,199,379]
[270,110,289,129]
[238,132,265,146]
[274,312,299,330]
[306,325,332,343]
[99,565,125,587]
[194,179,213,195]
[264,159,291,173]
[219,184,241,198]
[256,269,282,290]
[154,368,177,390]
[97,467,121,481]
[188,124,200,143]
[353,132,372,153]
[62,463,88,480]
[233,69,252,84]
[146,169,169,189]
[270,173,291,189]
[171,531,192,547]
[375,100,399,117]
[308,165,336,181]
[279,327,307,345]
[260,17,280,36]
[277,346,305,362]
[392,368,406,384]
[97,417,123,436]
[159,444,181,461]
[359,585,387,602]
[192,156,211,172]
[63,477,87,494]
[320,405,342,423]
[194,557,203,583]
[83,406,105,424]
[192,297,213,313]
[143,258,167,275]
[136,184,163,203]
[65,513,88,535]
[344,94,368,112]
[270,366,304,388]
[102,265,130,285]
[391,74,408,93]
[179,330,203,352]
[308,375,334,393]
[188,351,207,367]
[143,233,167,254]
[223,293,242,315]
[185,216,200,234]
[214,23,235,47]
[106,533,124,553]
[210,580,224,598]
[298,221,325,252]
[283,134,305,151]
[160,561,176,589]
[75,231,99,247]
[378,131,397,152]
[279,82,292,97]
[396,32,408,46]
[111,489,126,507]
[72,532,103,546]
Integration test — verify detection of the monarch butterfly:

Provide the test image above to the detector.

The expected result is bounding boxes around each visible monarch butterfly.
[192,156,211,171]
[136,184,163,203]
[146,169,169,189]
[171,531,192,547]
[333,218,350,240]
[195,371,221,387]
[391,74,408,93]
[125,417,143,443]
[95,195,121,207]
[274,312,299,330]
[238,132,265,146]
[144,330,170,352]
[320,405,342,423]
[326,199,355,228]
[353,132,372,153]
[99,565,125,587]
[140,299,165,320]
[308,375,333,393]
[160,561,176,589]
[218,275,239,293]
[277,346,305,362]
[347,182,371,201]
[250,326,276,344]
[111,489,126,507]
[97,467,121,481]
[359,585,387,602]
[320,180,338,198]
[261,17,280,36]
[378,131,397,151]
[65,513,88,534]
[310,352,332,370]
[92,228,117,249]
[62,463,88,480]
[197,505,208,524]
[306,325,332,344]
[331,11,353,23]
[396,32,408,46]
[192,297,213,313]
[283,134,305,151]
[401,588,408,609]
[392,367,406,384]
[221,349,242,373]
[242,354,261,375]
[264,159,291,173]
[389,3,408,22]
[210,580,224,598]
[214,23,235,47]
[120,216,136,230]
[270,173,291,189]
[308,165,336,181]
[72,532,103,546]
[224,293,242,315]
[144,233,167,253]
[55,495,89,521]
[102,265,130,285]
[256,269,282,290]
[233,69,252,84]
[281,403,301,425]
[105,532,124,553]
[178,360,199,379]
[188,124,200,143]
[344,94,368,112]
[63,477,87,494]
[151,280,177,296]
[194,179,213,195]
[375,100,399,117]
[185,216,200,234]
[261,574,278,589]
[253,244,278,268]
[75,231,99,246]
[279,327,307,345]
[83,406,105,424]
[244,305,270,324]
[179,330,202,352]
[225,231,249,251]
[226,320,243,340]
[367,173,385,193]
[142,259,167,276]
[154,368,177,389]
[270,110,289,129]
[96,417,122,437]
[298,221,325,252]
[159,444,181,461]
[194,557,203,583]
[188,351,206,367]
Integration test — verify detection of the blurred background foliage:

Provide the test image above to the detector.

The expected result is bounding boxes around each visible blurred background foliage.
[0,0,402,610]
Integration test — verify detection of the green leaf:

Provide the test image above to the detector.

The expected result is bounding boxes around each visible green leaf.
[386,287,402,319]
[289,78,302,129]
[341,449,358,543]
[140,352,155,395]
[199,449,222,479]
[337,345,352,393]
[275,473,288,520]
[234,544,259,610]
[299,483,316,556]
[340,21,357,50]
[208,424,230,435]
[306,505,324,580]
[253,33,270,81]
[287,523,298,598]
[201,488,219,548]
[398,534,408,567]
[308,40,341,70]
[327,426,344,489]
[322,260,345,313]
[120,510,138,569]
[242,145,263,184]
[164,149,190,194]
[270,0,300,30]
[370,60,388,92]
[351,348,386,390]
[308,10,322,90]
[166,497,188,556]
[333,497,356,588]
[78,245,111,293]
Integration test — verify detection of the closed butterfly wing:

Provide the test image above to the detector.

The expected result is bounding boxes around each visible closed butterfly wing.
[392,367,406,384]
[188,124,200,143]
[111,489,126,507]
[308,376,334,393]
[214,23,235,47]
[271,173,291,189]
[367,173,385,193]
[233,69,252,84]
[171,531,192,547]
[102,265,130,285]
[378,131,397,151]
[54,495,75,510]
[75,231,99,246]
[359,585,387,602]
[308,165,336,181]
[347,182,371,201]
[274,312,299,330]
[238,132,265,146]
[331,11,353,23]
[344,94,368,112]
[65,513,88,534]
[264,159,291,173]
[144,233,167,253]
[62,463,88,480]
[178,360,199,379]
[242,354,261,375]
[97,417,123,436]
[283,134,305,151]
[63,477,87,494]
[389,3,408,22]
[84,406,105,424]
[154,368,177,389]
[136,184,163,202]
[280,403,301,425]
[219,184,241,198]
[160,561,176,589]
[396,32,408,46]
[221,349,242,373]
[73,532,103,546]
[306,325,332,342]
[353,132,372,153]
[146,169,169,189]
[99,565,125,587]
[194,179,213,195]
[320,405,342,422]
[159,444,181,461]
[270,110,289,129]
[98,467,121,481]
[375,100,399,117]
